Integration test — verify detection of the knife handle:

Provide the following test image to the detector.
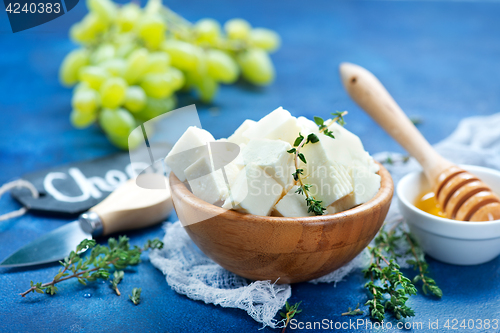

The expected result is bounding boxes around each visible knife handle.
[79,174,173,236]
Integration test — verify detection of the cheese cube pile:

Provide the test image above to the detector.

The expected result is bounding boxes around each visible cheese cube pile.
[165,107,381,217]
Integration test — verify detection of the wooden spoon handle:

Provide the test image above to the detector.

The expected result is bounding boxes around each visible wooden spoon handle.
[339,62,453,183]
[88,174,173,236]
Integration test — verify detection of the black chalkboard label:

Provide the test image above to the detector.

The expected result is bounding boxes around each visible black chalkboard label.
[10,153,159,216]
[4,0,79,33]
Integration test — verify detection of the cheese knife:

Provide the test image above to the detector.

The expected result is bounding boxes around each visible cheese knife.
[0,174,173,267]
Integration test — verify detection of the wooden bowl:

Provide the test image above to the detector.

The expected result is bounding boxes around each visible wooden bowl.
[169,162,393,284]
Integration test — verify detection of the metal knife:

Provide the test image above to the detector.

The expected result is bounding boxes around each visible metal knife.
[0,174,173,267]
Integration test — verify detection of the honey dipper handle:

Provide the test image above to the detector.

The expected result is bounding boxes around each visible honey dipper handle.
[339,62,453,183]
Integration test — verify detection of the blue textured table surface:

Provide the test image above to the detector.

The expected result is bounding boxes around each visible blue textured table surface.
[1,1,500,332]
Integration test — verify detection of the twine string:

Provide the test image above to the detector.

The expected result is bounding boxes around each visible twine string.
[0,180,39,222]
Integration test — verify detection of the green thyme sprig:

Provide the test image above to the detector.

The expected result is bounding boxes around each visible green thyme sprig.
[280,301,302,333]
[111,270,124,296]
[341,303,363,316]
[362,222,442,321]
[21,236,163,298]
[363,246,417,321]
[287,111,348,216]
[381,155,410,165]
[287,132,325,216]
[405,232,443,298]
[410,116,423,126]
[129,287,142,305]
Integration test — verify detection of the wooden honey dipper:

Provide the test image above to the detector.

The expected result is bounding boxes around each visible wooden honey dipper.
[339,62,500,222]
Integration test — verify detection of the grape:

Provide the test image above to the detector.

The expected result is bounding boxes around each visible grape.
[193,48,207,75]
[237,48,275,85]
[224,18,251,40]
[116,42,137,59]
[141,73,174,99]
[166,68,185,91]
[137,14,166,50]
[123,48,149,84]
[117,3,140,32]
[101,58,126,76]
[249,28,281,52]
[206,49,239,83]
[162,40,199,71]
[196,76,218,103]
[107,127,142,150]
[79,66,109,90]
[194,18,221,44]
[99,108,135,137]
[74,81,91,93]
[60,49,89,86]
[137,96,177,120]
[69,23,88,44]
[72,88,99,114]
[90,44,115,64]
[100,77,127,109]
[70,14,106,44]
[87,0,117,24]
[70,109,97,129]
[124,86,146,112]
[145,52,171,74]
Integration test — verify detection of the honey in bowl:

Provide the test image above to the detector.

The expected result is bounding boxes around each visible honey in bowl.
[414,191,446,218]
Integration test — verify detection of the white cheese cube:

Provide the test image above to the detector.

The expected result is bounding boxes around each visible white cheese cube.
[185,156,240,205]
[299,140,353,206]
[274,185,314,217]
[165,126,215,182]
[297,116,318,135]
[326,167,381,214]
[326,166,381,215]
[232,143,246,169]
[353,151,380,173]
[241,139,294,190]
[227,119,256,145]
[242,107,302,145]
[297,116,354,167]
[222,163,283,216]
[326,122,366,165]
[326,193,355,214]
[209,139,242,172]
[350,166,381,206]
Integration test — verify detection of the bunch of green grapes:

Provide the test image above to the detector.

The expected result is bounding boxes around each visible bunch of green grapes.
[59,0,280,149]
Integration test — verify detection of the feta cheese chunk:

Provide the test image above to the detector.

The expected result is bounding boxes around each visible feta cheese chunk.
[326,193,355,214]
[274,185,314,217]
[297,116,354,167]
[165,126,214,182]
[242,107,301,145]
[241,139,294,190]
[209,139,242,171]
[350,166,381,206]
[326,122,366,165]
[353,151,380,174]
[232,143,246,169]
[222,163,283,216]
[297,116,318,135]
[185,156,240,205]
[227,119,256,145]
[326,166,381,214]
[300,139,353,206]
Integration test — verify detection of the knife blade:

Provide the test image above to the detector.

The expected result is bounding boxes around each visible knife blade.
[0,174,172,268]
[0,221,90,267]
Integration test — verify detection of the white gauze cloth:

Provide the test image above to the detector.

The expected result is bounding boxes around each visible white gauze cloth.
[150,113,500,329]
